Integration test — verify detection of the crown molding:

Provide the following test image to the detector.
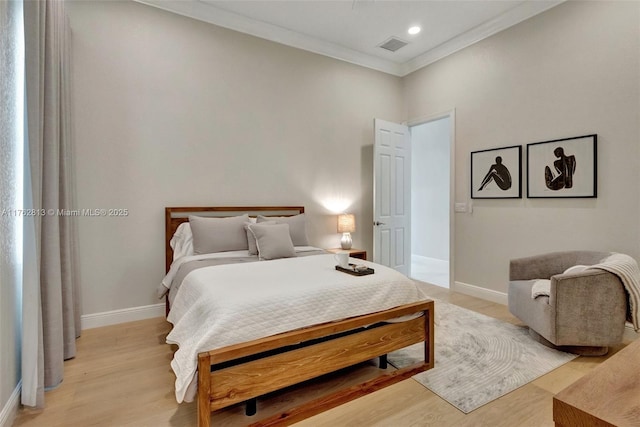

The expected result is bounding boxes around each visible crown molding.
[135,0,564,77]
[400,1,565,76]
[135,0,404,75]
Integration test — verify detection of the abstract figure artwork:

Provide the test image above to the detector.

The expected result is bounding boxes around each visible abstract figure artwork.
[478,156,512,192]
[471,145,521,199]
[527,134,597,198]
[545,147,576,191]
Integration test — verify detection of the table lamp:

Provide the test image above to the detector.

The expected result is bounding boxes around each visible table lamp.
[337,214,355,250]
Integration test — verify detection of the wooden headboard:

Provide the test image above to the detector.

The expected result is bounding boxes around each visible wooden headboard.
[164,206,305,273]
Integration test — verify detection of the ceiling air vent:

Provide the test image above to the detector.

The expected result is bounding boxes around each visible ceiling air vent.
[378,37,408,53]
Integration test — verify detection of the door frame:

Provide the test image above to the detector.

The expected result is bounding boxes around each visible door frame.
[407,109,456,289]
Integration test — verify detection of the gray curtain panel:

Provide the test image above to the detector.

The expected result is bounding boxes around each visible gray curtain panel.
[0,0,26,411]
[22,0,80,408]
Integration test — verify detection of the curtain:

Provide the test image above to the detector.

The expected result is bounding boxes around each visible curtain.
[22,0,80,408]
[0,0,25,410]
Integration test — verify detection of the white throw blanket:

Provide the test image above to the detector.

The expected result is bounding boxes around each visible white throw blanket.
[531,279,551,299]
[166,254,427,403]
[589,253,640,331]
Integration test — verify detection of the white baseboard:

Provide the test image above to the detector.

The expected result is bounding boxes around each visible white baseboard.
[81,303,165,330]
[0,381,21,427]
[453,281,508,305]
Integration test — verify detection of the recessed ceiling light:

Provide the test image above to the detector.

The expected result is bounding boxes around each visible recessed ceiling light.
[408,26,421,35]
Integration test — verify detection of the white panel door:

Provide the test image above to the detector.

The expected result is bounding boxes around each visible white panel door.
[373,118,411,275]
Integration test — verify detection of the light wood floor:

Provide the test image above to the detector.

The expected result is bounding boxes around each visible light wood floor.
[13,282,637,427]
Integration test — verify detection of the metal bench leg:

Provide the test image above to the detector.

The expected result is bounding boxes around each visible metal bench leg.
[379,354,388,369]
[245,398,257,416]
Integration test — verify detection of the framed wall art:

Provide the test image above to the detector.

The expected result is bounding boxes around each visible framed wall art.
[527,134,597,198]
[471,145,522,199]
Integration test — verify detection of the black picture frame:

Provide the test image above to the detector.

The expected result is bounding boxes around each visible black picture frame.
[471,145,522,199]
[526,134,597,198]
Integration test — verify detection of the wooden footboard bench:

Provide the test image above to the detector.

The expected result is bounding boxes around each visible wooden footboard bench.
[197,299,435,427]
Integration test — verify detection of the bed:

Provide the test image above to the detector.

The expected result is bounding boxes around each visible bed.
[162,206,434,427]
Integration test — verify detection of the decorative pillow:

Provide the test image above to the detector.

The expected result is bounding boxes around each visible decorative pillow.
[563,265,589,275]
[189,214,249,254]
[248,223,296,260]
[170,222,193,261]
[256,213,309,246]
[245,220,276,255]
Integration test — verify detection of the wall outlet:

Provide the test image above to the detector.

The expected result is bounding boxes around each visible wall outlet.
[454,202,467,213]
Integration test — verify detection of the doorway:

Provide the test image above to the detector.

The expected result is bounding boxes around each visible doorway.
[410,115,452,288]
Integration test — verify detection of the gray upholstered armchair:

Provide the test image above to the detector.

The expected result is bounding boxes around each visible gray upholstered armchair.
[508,251,627,356]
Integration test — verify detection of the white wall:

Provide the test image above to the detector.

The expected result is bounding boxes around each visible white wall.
[67,0,640,316]
[411,118,450,261]
[404,1,640,293]
[67,1,404,315]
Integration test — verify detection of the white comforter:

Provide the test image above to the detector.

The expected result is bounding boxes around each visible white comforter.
[166,253,426,403]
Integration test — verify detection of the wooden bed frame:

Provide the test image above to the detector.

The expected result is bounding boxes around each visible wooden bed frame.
[165,206,435,427]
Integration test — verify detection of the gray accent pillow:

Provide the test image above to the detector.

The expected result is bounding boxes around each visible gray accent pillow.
[189,214,249,254]
[245,220,276,255]
[248,223,296,260]
[256,213,309,246]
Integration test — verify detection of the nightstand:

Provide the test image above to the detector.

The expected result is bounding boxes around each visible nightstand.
[326,248,367,261]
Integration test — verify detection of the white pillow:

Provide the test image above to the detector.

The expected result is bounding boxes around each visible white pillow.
[245,220,276,255]
[256,214,309,246]
[563,265,589,275]
[170,222,193,261]
[249,223,296,260]
[189,214,249,254]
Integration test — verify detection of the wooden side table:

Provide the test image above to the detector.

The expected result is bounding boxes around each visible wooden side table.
[326,248,367,261]
[553,337,640,426]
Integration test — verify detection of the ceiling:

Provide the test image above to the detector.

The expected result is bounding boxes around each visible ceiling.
[136,0,563,76]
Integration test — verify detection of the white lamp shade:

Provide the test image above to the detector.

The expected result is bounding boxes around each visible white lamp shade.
[337,214,355,233]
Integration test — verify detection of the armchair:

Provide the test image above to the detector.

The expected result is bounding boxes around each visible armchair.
[508,251,627,356]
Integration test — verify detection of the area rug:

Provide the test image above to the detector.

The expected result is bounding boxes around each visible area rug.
[388,300,578,413]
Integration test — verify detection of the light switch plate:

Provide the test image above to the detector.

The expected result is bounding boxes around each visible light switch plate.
[454,202,467,213]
